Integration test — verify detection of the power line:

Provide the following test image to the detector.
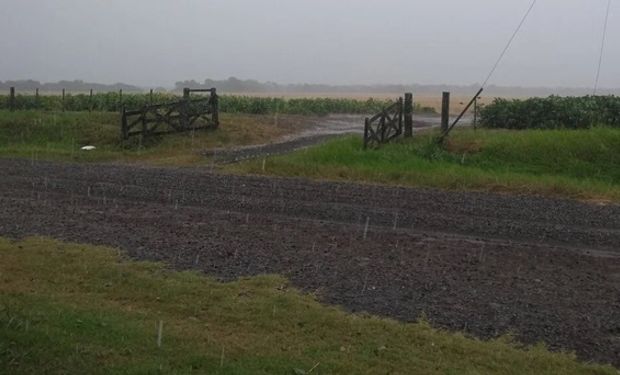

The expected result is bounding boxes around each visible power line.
[594,0,613,95]
[482,0,538,88]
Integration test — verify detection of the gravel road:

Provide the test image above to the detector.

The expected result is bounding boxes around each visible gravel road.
[0,158,618,366]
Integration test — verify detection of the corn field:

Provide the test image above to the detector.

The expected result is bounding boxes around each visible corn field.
[0,93,434,116]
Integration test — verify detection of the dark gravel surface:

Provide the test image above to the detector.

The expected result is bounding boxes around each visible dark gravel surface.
[1,158,619,366]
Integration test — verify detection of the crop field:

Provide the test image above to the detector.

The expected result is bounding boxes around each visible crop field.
[481,96,620,129]
[0,93,438,116]
[223,92,492,114]
[1,101,619,372]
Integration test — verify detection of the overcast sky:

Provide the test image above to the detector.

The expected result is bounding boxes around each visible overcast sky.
[1,0,618,88]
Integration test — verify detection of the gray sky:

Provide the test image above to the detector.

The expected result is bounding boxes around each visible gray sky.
[1,0,619,88]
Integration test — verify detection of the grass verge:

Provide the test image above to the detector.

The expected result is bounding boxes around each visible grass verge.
[228,128,620,202]
[0,110,301,166]
[1,237,616,374]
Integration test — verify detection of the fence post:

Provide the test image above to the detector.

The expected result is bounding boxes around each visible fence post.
[398,97,404,136]
[62,88,66,112]
[120,105,128,140]
[404,93,413,138]
[149,89,153,105]
[35,88,39,109]
[9,87,15,111]
[118,89,123,111]
[474,96,482,130]
[89,89,93,112]
[363,118,369,149]
[211,88,219,129]
[441,92,450,133]
[181,87,190,129]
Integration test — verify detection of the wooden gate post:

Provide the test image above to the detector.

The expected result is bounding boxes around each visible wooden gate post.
[473,97,479,130]
[441,92,450,133]
[62,88,66,112]
[398,97,404,135]
[120,105,128,140]
[211,88,219,129]
[89,89,93,112]
[181,87,191,129]
[363,118,370,149]
[9,87,15,111]
[404,93,413,138]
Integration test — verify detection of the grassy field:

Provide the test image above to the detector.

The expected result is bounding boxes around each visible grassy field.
[229,127,620,202]
[0,237,615,374]
[0,110,301,166]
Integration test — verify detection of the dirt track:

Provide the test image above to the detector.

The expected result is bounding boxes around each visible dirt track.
[205,113,454,163]
[0,158,619,366]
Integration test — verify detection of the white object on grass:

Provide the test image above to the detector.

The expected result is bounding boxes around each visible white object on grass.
[80,145,96,151]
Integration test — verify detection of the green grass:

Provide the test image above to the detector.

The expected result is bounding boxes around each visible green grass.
[0,110,297,165]
[0,237,615,374]
[229,128,620,202]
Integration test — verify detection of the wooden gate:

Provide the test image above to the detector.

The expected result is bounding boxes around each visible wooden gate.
[121,88,219,140]
[363,98,404,149]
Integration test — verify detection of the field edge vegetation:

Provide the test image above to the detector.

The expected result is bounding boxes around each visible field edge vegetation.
[0,110,307,166]
[228,127,620,203]
[0,237,616,374]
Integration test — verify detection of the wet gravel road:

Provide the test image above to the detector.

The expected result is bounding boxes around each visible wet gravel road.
[0,158,618,366]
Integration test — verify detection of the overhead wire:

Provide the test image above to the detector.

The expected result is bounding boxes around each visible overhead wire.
[441,0,539,141]
[481,0,538,88]
[594,0,613,95]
